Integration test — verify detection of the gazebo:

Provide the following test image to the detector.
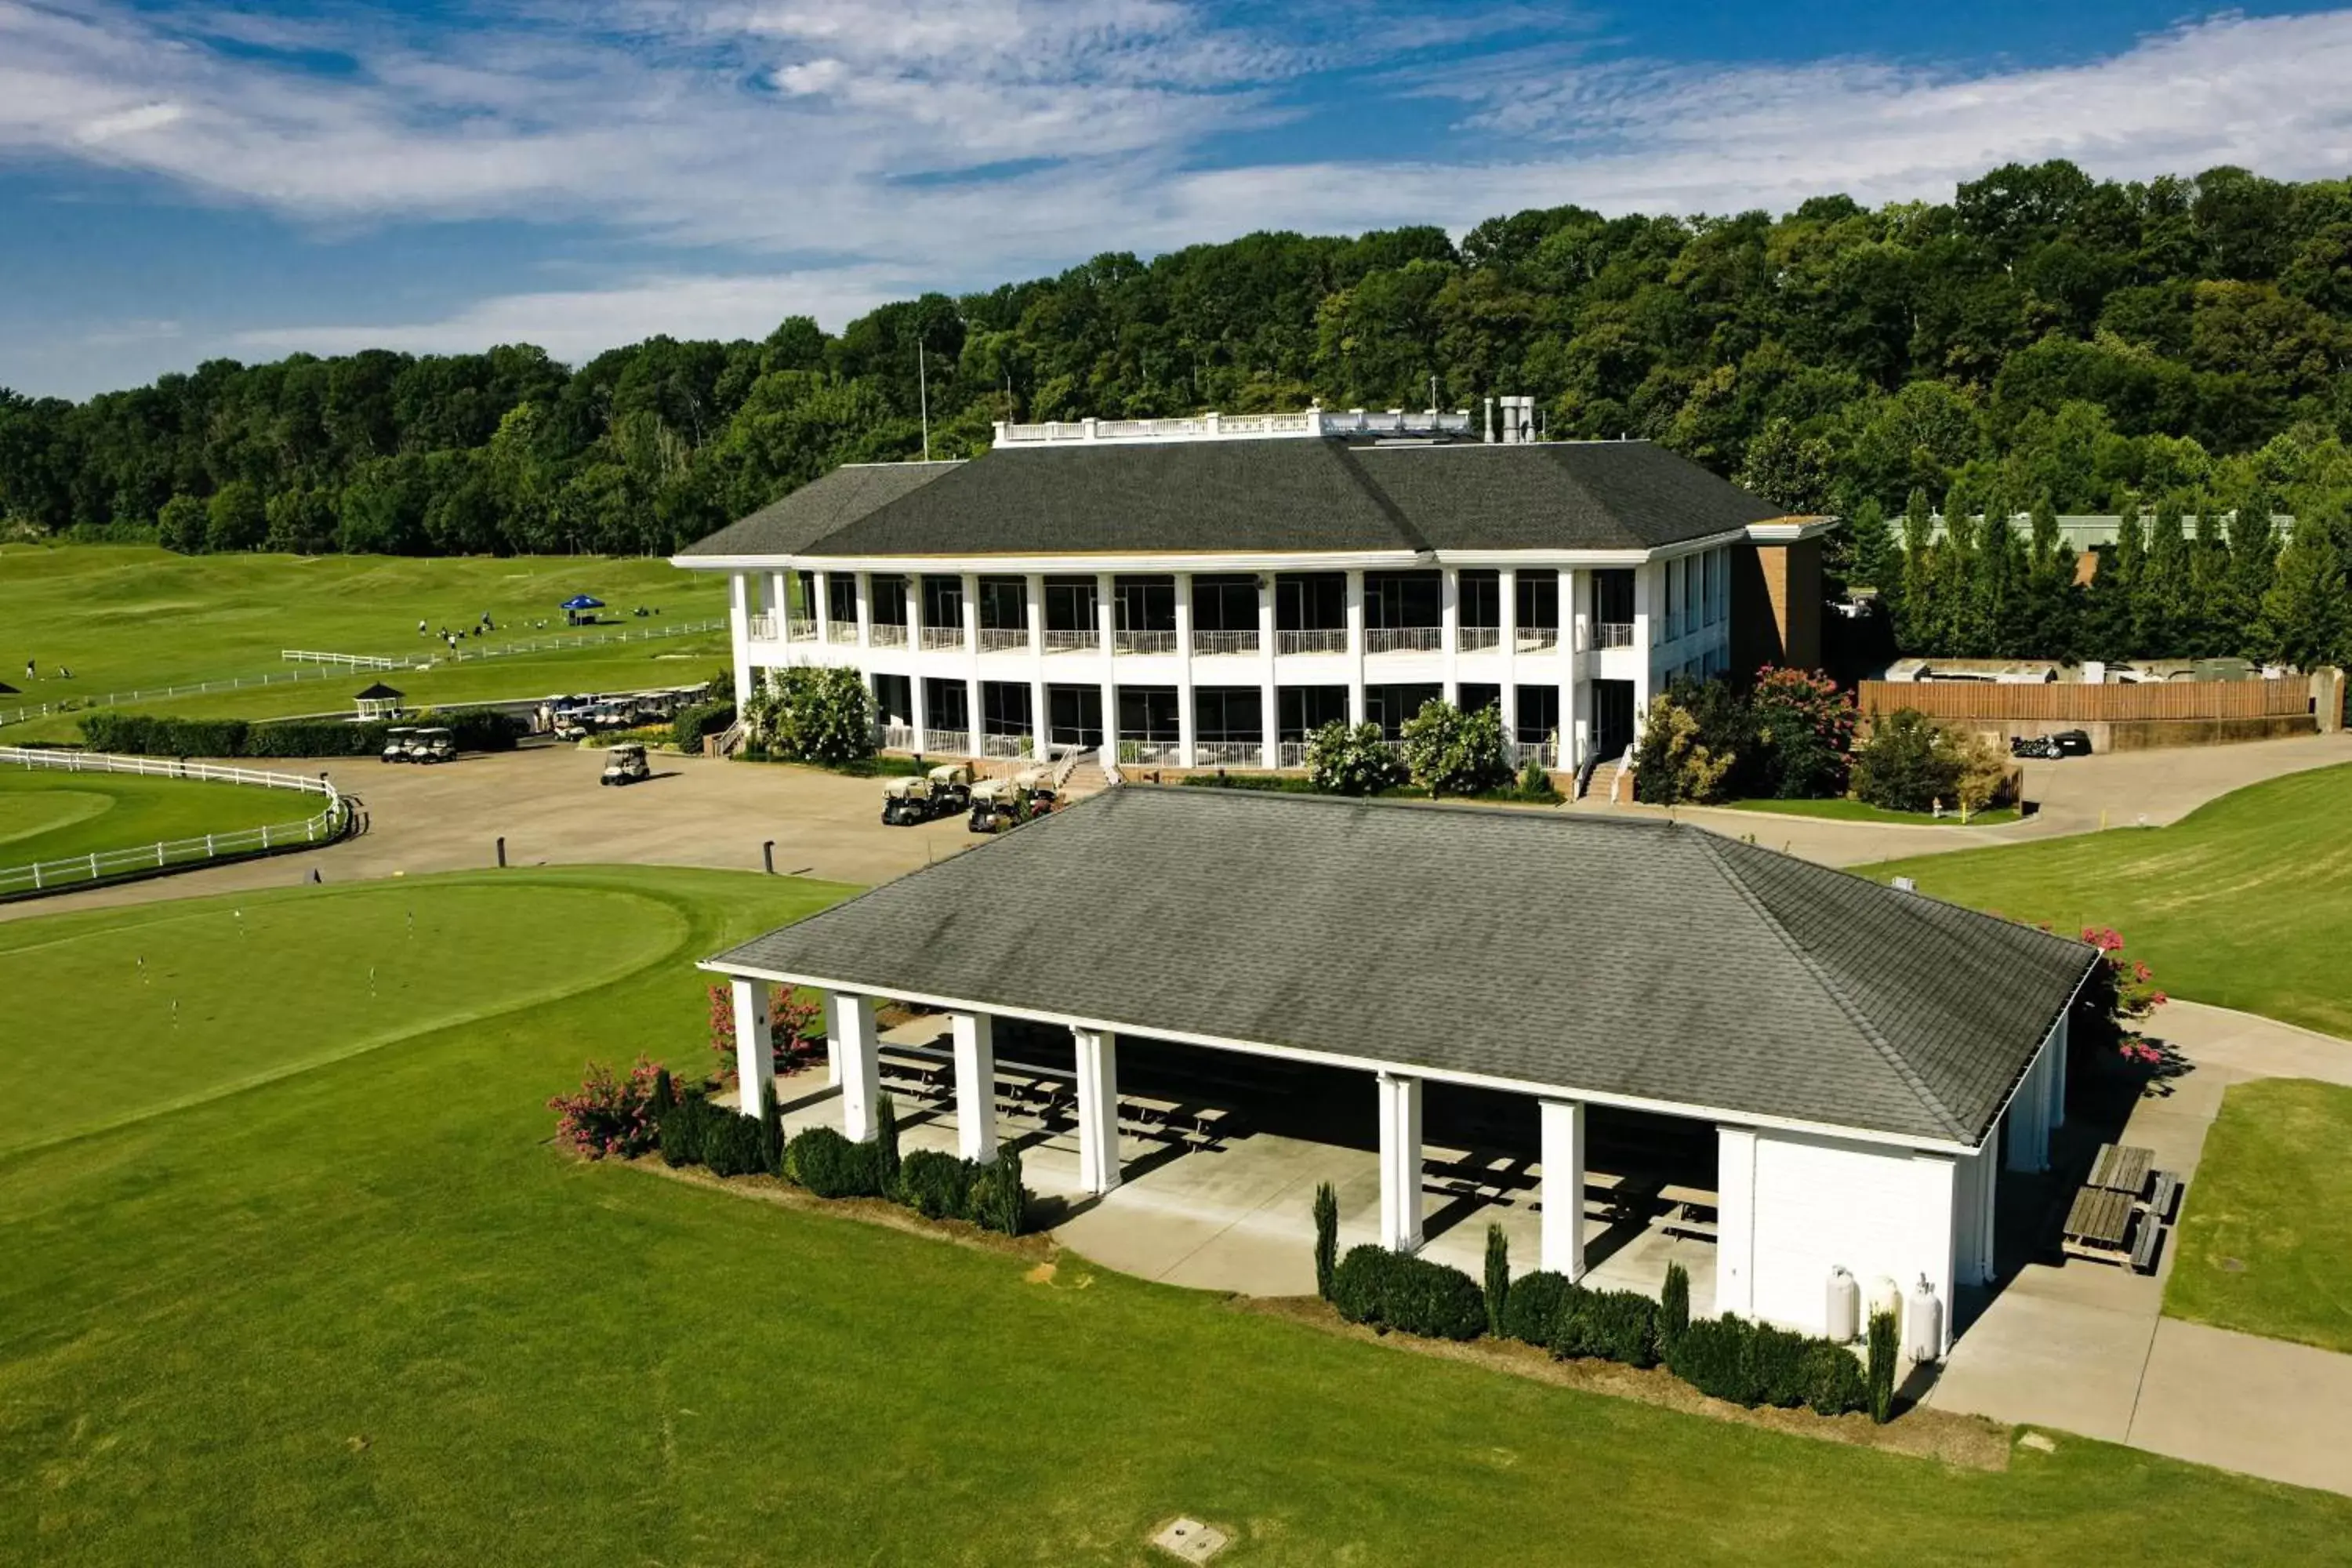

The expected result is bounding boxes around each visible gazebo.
[354,681,406,720]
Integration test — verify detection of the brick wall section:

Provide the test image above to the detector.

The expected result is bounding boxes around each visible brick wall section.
[1731,538,1823,674]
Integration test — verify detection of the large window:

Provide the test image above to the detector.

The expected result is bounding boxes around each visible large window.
[869,574,909,626]
[978,576,1026,630]
[1514,684,1559,746]
[920,575,964,630]
[1116,686,1180,741]
[1364,571,1441,629]
[1192,575,1258,632]
[1515,569,1559,630]
[1278,686,1348,739]
[1276,573,1345,630]
[1458,570,1501,629]
[826,572,858,626]
[1112,575,1176,632]
[980,681,1031,736]
[1043,576,1097,633]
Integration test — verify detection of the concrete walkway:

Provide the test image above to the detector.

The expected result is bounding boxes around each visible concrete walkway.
[1927,999,2352,1494]
[1582,730,2352,867]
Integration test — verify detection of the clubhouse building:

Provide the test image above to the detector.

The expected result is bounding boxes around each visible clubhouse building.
[676,406,1832,771]
[703,788,2097,1352]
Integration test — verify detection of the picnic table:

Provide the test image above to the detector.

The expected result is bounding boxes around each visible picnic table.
[2062,1185,2138,1265]
[1660,1183,1720,1241]
[2089,1142,2154,1198]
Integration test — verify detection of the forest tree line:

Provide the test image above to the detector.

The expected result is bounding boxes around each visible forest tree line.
[1,157,2348,664]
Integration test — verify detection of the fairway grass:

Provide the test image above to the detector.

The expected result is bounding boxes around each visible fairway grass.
[0,545,725,739]
[2165,1079,2352,1356]
[0,768,314,869]
[3,869,2348,1563]
[1863,763,2352,1038]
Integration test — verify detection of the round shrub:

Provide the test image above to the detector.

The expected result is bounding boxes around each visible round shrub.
[659,1094,710,1168]
[968,1146,1028,1236]
[1801,1341,1869,1417]
[1498,1269,1573,1346]
[1666,1316,1762,1406]
[789,1126,884,1198]
[898,1149,975,1220]
[1552,1287,1658,1368]
[700,1111,769,1178]
[1330,1245,1486,1341]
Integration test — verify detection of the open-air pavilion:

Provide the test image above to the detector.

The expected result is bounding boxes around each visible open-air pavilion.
[353,681,405,720]
[702,788,2097,1352]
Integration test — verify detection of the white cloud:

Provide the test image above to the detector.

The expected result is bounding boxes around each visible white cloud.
[10,2,2352,386]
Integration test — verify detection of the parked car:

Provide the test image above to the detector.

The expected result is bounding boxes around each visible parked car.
[966,778,1025,833]
[2052,728,2093,756]
[880,775,936,826]
[380,726,416,763]
[600,742,651,786]
[2010,728,2094,760]
[927,762,975,815]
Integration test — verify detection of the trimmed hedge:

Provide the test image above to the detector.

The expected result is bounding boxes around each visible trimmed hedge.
[659,1093,711,1168]
[700,1109,769,1178]
[670,699,736,753]
[1552,1287,1660,1368]
[969,1145,1027,1236]
[1497,1269,1574,1346]
[789,1125,885,1199]
[80,707,526,758]
[1867,1308,1900,1423]
[1665,1313,1868,1414]
[898,1149,975,1220]
[1329,1245,1486,1342]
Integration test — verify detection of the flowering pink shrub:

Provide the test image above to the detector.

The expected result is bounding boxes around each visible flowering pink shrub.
[707,983,826,1090]
[548,1057,667,1160]
[2073,925,2168,1066]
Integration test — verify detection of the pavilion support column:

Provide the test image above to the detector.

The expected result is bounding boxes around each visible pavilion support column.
[829,990,880,1142]
[2047,1011,2070,1129]
[1345,569,1367,726]
[951,1011,997,1164]
[1376,1071,1423,1254]
[1073,1027,1121,1196]
[1539,1098,1588,1282]
[1714,1125,1758,1318]
[730,977,771,1118]
[1258,577,1279,770]
[2006,1040,2052,1174]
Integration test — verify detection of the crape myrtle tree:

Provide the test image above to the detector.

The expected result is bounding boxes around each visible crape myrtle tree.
[8,154,2352,608]
[743,667,876,764]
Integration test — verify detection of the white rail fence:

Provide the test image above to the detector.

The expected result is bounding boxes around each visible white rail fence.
[281,649,423,671]
[0,666,349,728]
[0,747,350,897]
[288,616,728,670]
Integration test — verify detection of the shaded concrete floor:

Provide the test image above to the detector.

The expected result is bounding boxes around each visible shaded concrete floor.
[1926,1000,2352,1494]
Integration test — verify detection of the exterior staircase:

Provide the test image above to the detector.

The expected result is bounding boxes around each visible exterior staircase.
[1057,750,1110,799]
[1581,750,1637,806]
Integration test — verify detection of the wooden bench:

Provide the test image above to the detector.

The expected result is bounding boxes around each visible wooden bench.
[1660,1183,1720,1242]
[2129,1214,2164,1274]
[2146,1170,2181,1224]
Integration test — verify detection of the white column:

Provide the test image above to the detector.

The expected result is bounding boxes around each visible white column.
[1630,562,1656,717]
[1027,574,1051,758]
[1345,569,1367,726]
[1073,1026,1121,1195]
[731,976,770,1117]
[910,674,930,756]
[829,990,879,1142]
[951,1011,997,1163]
[1098,573,1119,760]
[1498,569,1519,736]
[1097,572,1116,657]
[1439,566,1460,704]
[2006,1040,2052,1173]
[1258,575,1279,769]
[855,572,873,647]
[1174,573,1196,767]
[1955,1142,1997,1287]
[2046,1011,2069,1129]
[728,574,754,703]
[1376,1070,1423,1253]
[771,572,791,641]
[1715,1125,1758,1317]
[813,570,833,644]
[1540,1098,1587,1282]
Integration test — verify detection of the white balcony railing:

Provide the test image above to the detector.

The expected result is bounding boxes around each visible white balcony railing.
[981,732,1032,759]
[1594,622,1636,649]
[1457,626,1501,653]
[1277,740,1311,769]
[1366,626,1443,655]
[1192,630,1261,657]
[1117,739,1182,764]
[920,626,967,652]
[922,728,972,756]
[1276,629,1348,655]
[1043,630,1097,654]
[826,622,858,644]
[786,621,816,643]
[878,724,915,751]
[1113,630,1179,655]
[747,613,779,641]
[1509,740,1558,769]
[978,628,1030,653]
[1192,740,1264,766]
[1515,628,1560,652]
[869,622,909,648]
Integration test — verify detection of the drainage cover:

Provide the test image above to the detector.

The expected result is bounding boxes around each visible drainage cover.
[1151,1517,1230,1563]
[2220,1257,2246,1272]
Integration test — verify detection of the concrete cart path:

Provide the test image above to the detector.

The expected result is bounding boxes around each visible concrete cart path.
[1584,730,2352,867]
[1928,999,2352,1495]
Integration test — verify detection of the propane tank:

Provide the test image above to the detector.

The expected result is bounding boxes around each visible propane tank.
[1904,1274,1945,1363]
[1825,1265,1860,1344]
[1867,1274,1902,1326]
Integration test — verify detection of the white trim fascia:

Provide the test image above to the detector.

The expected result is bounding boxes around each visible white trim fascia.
[1745,517,1839,543]
[681,539,1747,575]
[1976,960,2096,1141]
[699,959,1982,1156]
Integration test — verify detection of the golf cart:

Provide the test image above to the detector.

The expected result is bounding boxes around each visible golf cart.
[927,762,975,815]
[405,727,455,764]
[380,725,416,763]
[966,778,1025,833]
[600,742,651,786]
[1013,765,1058,812]
[880,774,936,826]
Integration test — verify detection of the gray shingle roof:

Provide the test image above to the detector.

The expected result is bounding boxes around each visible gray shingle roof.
[681,461,964,557]
[711,789,2094,1146]
[676,439,1784,561]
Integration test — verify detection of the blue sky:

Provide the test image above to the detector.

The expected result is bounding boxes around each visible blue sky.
[4,0,2350,398]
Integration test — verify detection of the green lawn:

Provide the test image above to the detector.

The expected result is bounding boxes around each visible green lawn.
[0,544,727,739]
[1723,797,2023,826]
[3,868,2347,1562]
[1862,763,2352,1038]
[0,768,314,869]
[2165,1080,2352,1355]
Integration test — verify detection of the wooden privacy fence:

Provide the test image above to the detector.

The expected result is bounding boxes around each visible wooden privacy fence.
[1857,679,2310,723]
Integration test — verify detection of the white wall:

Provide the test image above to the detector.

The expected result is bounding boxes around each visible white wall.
[1719,1125,1958,1349]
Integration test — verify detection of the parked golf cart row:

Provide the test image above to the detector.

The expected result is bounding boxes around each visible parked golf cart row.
[880,764,1060,831]
[545,687,707,742]
[379,726,455,763]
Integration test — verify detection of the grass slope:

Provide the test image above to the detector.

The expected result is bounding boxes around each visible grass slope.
[2,868,2347,1563]
[1862,763,2352,1038]
[0,768,310,868]
[0,544,726,739]
[1722,797,2021,826]
[2165,1080,2352,1355]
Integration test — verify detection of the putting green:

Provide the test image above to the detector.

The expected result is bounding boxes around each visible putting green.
[0,880,686,1153]
[0,768,314,869]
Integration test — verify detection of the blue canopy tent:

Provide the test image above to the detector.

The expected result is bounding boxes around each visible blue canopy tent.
[561,593,605,626]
